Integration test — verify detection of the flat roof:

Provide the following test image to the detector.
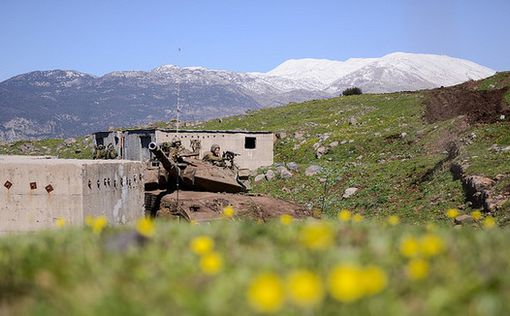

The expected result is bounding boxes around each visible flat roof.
[94,129,273,135]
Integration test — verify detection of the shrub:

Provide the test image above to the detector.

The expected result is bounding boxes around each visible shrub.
[342,87,363,96]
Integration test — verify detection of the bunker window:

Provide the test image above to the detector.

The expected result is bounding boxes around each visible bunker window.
[96,137,105,146]
[140,136,151,148]
[245,137,256,149]
[114,136,119,145]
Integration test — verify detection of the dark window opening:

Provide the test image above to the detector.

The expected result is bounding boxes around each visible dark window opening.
[96,137,105,146]
[140,136,151,148]
[114,136,119,145]
[244,137,256,149]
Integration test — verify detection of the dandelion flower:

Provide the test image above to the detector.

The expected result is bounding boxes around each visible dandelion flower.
[352,214,363,223]
[420,234,445,257]
[190,235,214,255]
[406,258,429,280]
[446,208,459,218]
[280,214,293,225]
[286,270,324,308]
[337,209,351,222]
[55,218,65,228]
[361,265,387,296]
[91,216,108,234]
[399,236,420,258]
[247,273,285,313]
[471,210,482,221]
[483,216,496,229]
[300,221,334,250]
[328,264,364,303]
[199,251,223,275]
[387,215,400,226]
[136,217,155,238]
[223,205,235,218]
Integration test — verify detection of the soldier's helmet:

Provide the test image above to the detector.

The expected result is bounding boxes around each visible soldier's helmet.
[161,142,171,149]
[211,144,220,151]
[171,137,182,147]
[107,143,114,149]
[98,144,106,150]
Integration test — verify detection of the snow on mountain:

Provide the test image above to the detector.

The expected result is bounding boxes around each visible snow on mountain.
[265,52,495,93]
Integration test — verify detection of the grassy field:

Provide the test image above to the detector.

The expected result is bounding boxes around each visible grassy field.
[1,216,509,316]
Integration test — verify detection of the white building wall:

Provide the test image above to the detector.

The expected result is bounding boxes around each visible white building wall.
[155,131,274,170]
[0,157,144,234]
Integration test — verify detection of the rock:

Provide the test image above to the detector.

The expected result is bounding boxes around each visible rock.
[282,187,291,193]
[467,176,495,192]
[265,170,275,181]
[319,178,327,184]
[500,115,506,120]
[293,131,304,139]
[501,146,510,152]
[254,174,266,182]
[340,140,348,145]
[274,162,285,167]
[374,132,381,137]
[287,162,299,171]
[313,142,322,150]
[64,138,76,145]
[400,132,407,138]
[454,214,473,225]
[316,146,327,159]
[342,187,359,198]
[277,167,293,179]
[328,141,339,148]
[275,132,287,139]
[348,117,358,125]
[348,140,354,143]
[305,165,322,176]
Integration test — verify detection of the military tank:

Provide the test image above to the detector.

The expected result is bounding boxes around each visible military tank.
[144,142,310,222]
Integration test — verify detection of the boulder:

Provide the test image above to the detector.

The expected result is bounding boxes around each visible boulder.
[254,174,266,182]
[315,146,327,159]
[275,132,287,139]
[265,170,275,181]
[348,117,358,125]
[287,162,299,171]
[277,167,293,179]
[342,187,359,198]
[293,131,304,139]
[454,214,473,225]
[305,165,322,176]
[328,141,339,148]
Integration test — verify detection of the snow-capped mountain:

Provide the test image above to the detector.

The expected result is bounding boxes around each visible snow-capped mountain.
[0,52,495,141]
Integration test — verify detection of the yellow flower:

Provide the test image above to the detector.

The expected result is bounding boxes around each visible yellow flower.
[352,214,363,223]
[406,259,429,280]
[300,221,334,250]
[199,251,223,275]
[471,210,482,221]
[280,214,293,225]
[399,236,420,258]
[361,265,387,296]
[337,209,351,222]
[328,264,364,303]
[387,215,400,226]
[286,270,324,308]
[91,216,108,234]
[223,205,235,218]
[190,235,215,255]
[55,218,65,228]
[247,273,285,313]
[419,234,445,257]
[483,216,496,229]
[446,208,459,218]
[136,217,155,238]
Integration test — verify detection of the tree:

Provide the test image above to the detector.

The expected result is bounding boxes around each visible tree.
[342,87,362,96]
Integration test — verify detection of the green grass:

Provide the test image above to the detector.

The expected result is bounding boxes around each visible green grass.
[0,137,93,159]
[1,220,509,315]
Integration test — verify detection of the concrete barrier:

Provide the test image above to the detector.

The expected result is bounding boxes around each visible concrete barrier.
[0,156,145,234]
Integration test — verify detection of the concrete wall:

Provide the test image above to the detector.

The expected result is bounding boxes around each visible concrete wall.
[0,157,144,234]
[123,130,156,161]
[155,131,274,170]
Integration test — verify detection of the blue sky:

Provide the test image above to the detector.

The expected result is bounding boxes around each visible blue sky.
[0,0,509,81]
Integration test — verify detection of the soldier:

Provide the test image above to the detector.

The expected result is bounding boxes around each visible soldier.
[93,144,107,159]
[202,144,226,167]
[106,143,118,159]
[168,137,191,162]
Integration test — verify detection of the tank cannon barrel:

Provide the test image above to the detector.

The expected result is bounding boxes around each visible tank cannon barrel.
[148,142,177,173]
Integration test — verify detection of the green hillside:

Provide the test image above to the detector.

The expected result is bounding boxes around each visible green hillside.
[197,72,510,224]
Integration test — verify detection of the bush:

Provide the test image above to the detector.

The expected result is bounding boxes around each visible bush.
[342,87,363,96]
